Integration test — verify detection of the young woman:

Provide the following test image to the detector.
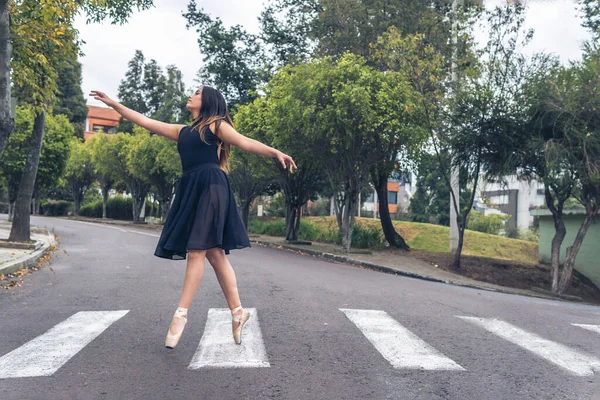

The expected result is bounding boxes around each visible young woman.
[90,86,296,349]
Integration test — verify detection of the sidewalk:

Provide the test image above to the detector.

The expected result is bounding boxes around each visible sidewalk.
[0,221,57,276]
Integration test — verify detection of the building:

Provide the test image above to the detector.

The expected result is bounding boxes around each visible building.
[84,105,121,140]
[362,173,415,217]
[478,176,546,231]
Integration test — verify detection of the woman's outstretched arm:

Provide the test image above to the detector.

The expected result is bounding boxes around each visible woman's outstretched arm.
[213,122,297,172]
[89,90,185,142]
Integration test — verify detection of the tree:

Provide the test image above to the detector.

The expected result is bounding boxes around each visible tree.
[143,59,167,117]
[231,98,280,230]
[54,51,88,138]
[184,1,263,108]
[63,138,94,214]
[33,113,74,214]
[117,50,148,132]
[87,132,118,219]
[127,130,181,222]
[153,65,191,124]
[0,1,12,160]
[379,5,536,268]
[6,0,154,243]
[113,129,151,223]
[523,50,600,294]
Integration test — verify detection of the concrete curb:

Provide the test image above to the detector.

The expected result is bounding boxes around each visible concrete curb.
[0,229,57,276]
[250,239,572,302]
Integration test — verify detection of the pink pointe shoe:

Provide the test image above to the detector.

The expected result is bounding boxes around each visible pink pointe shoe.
[231,306,250,345]
[165,307,188,349]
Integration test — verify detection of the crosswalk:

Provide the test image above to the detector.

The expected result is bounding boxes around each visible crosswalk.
[0,308,598,379]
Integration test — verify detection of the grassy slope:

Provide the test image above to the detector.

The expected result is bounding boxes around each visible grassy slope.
[304,216,538,265]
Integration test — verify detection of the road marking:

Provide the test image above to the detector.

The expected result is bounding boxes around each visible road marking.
[189,308,270,369]
[66,219,160,237]
[0,310,129,379]
[572,324,600,335]
[340,309,464,371]
[458,316,600,377]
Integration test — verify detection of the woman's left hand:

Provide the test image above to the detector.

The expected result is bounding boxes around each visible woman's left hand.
[275,150,297,173]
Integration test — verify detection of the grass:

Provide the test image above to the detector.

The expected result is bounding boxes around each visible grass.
[250,216,538,265]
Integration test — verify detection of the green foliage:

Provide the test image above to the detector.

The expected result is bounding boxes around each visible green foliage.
[309,197,330,216]
[77,195,154,220]
[467,211,510,235]
[265,192,286,217]
[0,106,73,200]
[63,137,94,212]
[54,51,87,138]
[184,1,262,107]
[41,199,73,216]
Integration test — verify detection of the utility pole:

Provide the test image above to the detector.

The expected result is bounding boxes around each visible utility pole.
[450,0,462,252]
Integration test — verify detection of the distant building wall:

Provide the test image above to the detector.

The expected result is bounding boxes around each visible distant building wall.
[534,209,600,289]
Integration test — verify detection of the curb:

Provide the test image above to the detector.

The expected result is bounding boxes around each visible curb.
[0,229,57,276]
[250,239,569,302]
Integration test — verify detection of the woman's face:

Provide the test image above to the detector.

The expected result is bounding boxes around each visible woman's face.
[186,88,202,115]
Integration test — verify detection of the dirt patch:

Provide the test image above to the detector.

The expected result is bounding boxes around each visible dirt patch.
[408,250,600,304]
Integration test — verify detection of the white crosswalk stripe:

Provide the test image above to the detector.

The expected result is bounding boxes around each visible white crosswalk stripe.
[340,308,465,371]
[458,316,600,377]
[189,308,270,369]
[0,310,129,379]
[572,324,600,335]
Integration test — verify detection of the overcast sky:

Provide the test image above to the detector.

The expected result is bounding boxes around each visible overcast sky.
[76,0,591,107]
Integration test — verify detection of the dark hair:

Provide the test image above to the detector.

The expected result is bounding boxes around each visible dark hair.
[190,86,233,173]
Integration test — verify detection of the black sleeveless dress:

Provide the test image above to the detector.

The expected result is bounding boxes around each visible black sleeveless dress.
[154,125,251,260]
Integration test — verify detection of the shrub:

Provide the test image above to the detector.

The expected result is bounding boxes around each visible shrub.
[41,200,73,216]
[79,195,135,220]
[309,197,331,216]
[467,211,510,235]
[0,202,8,213]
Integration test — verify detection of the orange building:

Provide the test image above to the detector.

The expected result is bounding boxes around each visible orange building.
[84,105,121,140]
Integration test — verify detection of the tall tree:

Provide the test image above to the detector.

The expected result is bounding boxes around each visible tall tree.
[0,0,12,160]
[143,59,167,117]
[7,0,154,243]
[54,51,87,138]
[184,1,263,108]
[117,50,148,132]
[153,65,190,124]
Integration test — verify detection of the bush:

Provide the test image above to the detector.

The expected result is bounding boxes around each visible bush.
[467,211,510,235]
[42,200,73,216]
[79,195,132,220]
[0,202,8,213]
[248,217,385,249]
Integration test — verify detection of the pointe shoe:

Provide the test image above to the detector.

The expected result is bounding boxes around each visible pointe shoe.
[165,307,188,349]
[231,306,250,345]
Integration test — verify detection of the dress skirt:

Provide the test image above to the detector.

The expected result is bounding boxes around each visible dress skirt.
[154,163,251,260]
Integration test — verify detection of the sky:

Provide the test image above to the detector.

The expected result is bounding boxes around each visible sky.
[76,0,592,108]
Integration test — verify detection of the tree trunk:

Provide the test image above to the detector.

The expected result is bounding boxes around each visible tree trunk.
[102,186,109,219]
[549,212,566,293]
[9,112,46,242]
[373,171,410,250]
[451,221,465,269]
[0,0,14,160]
[242,200,251,232]
[557,212,595,294]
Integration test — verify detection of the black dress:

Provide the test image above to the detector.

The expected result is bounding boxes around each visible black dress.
[154,125,251,260]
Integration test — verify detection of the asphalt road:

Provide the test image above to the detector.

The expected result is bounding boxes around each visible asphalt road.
[0,215,598,400]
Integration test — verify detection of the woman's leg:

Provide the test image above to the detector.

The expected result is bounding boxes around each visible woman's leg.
[205,247,242,310]
[169,249,207,334]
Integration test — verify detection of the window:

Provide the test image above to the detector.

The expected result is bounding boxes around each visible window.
[93,125,116,134]
[489,194,509,205]
[388,191,398,204]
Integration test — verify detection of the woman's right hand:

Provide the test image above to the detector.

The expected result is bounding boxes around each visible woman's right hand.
[90,90,117,108]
